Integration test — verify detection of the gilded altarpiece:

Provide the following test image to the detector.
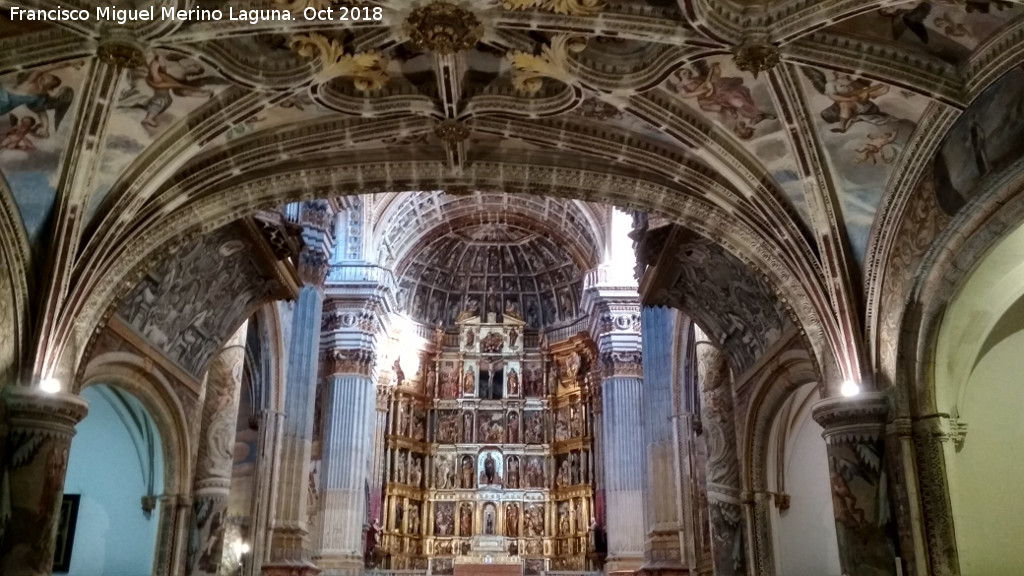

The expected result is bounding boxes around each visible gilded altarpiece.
[380,313,596,574]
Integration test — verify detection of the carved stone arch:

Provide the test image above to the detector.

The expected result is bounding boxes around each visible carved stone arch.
[78,352,194,497]
[63,158,836,411]
[737,336,819,576]
[78,352,195,576]
[0,172,31,389]
[893,159,1024,576]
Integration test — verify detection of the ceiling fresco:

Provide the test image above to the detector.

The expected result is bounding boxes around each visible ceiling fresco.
[3,0,1024,386]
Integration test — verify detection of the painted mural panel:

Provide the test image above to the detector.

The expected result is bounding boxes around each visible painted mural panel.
[89,50,230,217]
[933,67,1024,215]
[0,61,87,246]
[800,67,925,262]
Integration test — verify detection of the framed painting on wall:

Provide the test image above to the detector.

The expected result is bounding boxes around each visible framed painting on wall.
[52,493,81,572]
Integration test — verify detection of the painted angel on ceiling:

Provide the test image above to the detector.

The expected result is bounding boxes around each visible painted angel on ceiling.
[119,53,228,129]
[804,69,896,134]
[668,60,776,140]
[0,66,74,147]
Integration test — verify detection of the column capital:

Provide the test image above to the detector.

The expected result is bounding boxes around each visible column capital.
[321,349,376,377]
[812,391,889,445]
[600,351,643,379]
[298,247,330,287]
[2,387,89,438]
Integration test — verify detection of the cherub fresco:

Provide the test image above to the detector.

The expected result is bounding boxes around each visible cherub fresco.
[0,66,74,142]
[803,69,898,134]
[0,116,38,151]
[855,130,900,165]
[119,52,227,129]
[668,60,776,140]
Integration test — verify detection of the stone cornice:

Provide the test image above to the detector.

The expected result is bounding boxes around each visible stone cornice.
[2,387,89,438]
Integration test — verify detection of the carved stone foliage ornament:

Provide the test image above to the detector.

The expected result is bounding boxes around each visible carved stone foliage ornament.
[508,34,587,94]
[502,0,604,16]
[291,33,389,89]
[403,2,483,55]
[731,43,780,78]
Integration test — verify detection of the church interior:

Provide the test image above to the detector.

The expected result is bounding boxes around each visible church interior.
[2,1,1024,575]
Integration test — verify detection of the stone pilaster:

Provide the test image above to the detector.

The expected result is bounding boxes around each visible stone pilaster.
[369,385,392,526]
[0,386,89,575]
[315,352,377,576]
[696,341,746,576]
[187,321,249,576]
[813,392,897,576]
[264,255,326,576]
[637,307,687,576]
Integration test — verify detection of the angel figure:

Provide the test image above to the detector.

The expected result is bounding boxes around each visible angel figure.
[119,53,226,129]
[669,60,775,139]
[0,66,74,140]
[855,130,900,165]
[933,9,969,38]
[0,116,38,151]
[804,69,895,134]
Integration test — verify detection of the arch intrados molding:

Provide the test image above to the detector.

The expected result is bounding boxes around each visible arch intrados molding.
[78,353,193,498]
[390,209,601,275]
[899,159,1024,417]
[67,160,833,387]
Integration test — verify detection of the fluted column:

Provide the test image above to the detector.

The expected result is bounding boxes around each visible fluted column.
[187,321,249,576]
[602,358,646,574]
[638,307,687,575]
[813,392,897,576]
[696,341,745,576]
[315,353,377,576]
[0,387,89,574]
[265,247,327,576]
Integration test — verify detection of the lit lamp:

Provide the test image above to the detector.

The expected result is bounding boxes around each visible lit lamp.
[840,380,861,397]
[231,540,250,575]
[39,377,62,394]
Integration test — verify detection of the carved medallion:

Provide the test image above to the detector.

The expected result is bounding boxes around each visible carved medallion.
[732,43,780,78]
[403,3,483,55]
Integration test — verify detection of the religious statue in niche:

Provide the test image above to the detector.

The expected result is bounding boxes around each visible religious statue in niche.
[435,455,455,489]
[462,367,475,395]
[525,456,545,488]
[479,452,503,486]
[555,407,571,441]
[507,412,520,443]
[460,455,475,489]
[505,502,520,537]
[483,503,497,535]
[506,455,520,488]
[459,502,473,535]
[435,539,454,555]
[570,405,583,438]
[570,452,581,485]
[461,411,474,443]
[479,362,503,400]
[408,503,421,534]
[435,502,454,536]
[556,458,571,488]
[507,368,520,396]
[400,403,412,436]
[574,498,585,531]
[393,358,406,386]
[410,456,423,487]
[395,501,404,530]
[564,352,581,379]
[464,328,476,349]
[507,326,520,349]
[395,452,407,484]
[523,366,542,397]
[412,408,426,441]
[480,331,505,353]
[558,503,570,536]
[457,297,480,322]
